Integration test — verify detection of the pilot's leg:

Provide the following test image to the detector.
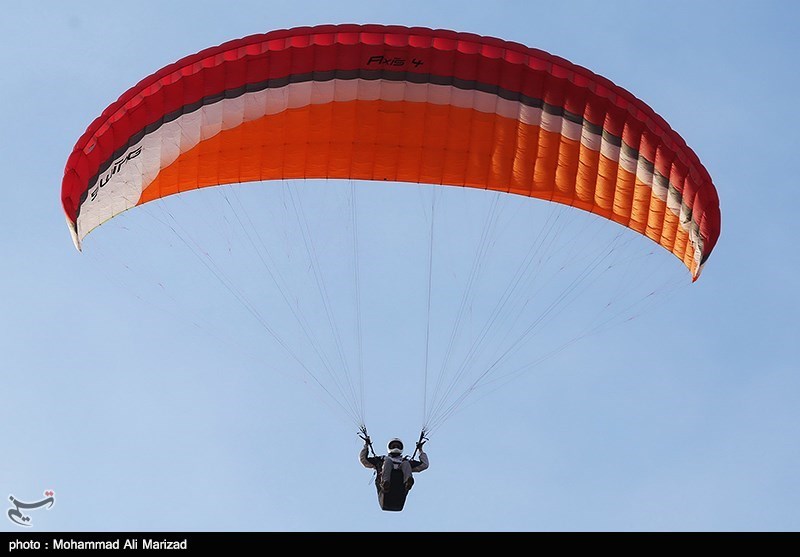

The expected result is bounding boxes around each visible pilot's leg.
[400,460,414,490]
[381,458,393,492]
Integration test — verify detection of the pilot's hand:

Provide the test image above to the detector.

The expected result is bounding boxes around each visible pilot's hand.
[416,440,426,451]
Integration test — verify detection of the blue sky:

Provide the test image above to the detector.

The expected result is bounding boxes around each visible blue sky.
[2,0,799,532]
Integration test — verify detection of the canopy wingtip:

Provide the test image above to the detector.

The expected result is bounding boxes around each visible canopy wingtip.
[66,217,82,252]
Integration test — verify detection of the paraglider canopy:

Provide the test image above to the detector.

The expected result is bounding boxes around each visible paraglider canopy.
[61,23,720,280]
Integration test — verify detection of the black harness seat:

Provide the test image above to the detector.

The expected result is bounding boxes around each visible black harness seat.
[376,468,409,512]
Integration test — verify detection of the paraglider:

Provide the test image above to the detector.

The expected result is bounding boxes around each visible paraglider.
[359,431,429,511]
[61,24,721,511]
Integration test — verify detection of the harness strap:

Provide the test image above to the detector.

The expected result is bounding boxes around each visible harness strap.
[410,429,429,460]
[358,425,376,457]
